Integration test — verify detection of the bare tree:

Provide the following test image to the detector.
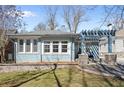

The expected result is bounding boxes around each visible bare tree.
[0,5,23,63]
[100,5,124,30]
[34,22,46,31]
[63,5,86,33]
[45,6,58,31]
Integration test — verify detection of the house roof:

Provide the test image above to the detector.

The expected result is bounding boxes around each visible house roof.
[7,30,79,38]
[8,31,78,36]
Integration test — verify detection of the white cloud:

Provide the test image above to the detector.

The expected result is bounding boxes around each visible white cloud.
[22,11,37,17]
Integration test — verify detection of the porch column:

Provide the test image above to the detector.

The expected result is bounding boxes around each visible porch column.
[81,42,85,54]
[108,34,112,53]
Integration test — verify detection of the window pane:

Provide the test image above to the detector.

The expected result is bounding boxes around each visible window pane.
[44,41,50,53]
[33,39,38,52]
[62,49,67,52]
[53,45,58,52]
[62,45,67,48]
[61,44,67,53]
[44,41,50,44]
[19,39,23,52]
[33,39,37,45]
[26,40,31,52]
[26,40,30,45]
[53,45,58,48]
[62,41,68,44]
[19,39,23,45]
[53,49,58,52]
[44,45,50,52]
[53,41,59,44]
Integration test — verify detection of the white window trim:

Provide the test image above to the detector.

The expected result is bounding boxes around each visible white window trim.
[52,41,59,54]
[43,41,51,54]
[25,39,31,53]
[32,39,39,53]
[18,39,39,54]
[61,41,68,54]
[43,40,70,54]
[18,39,25,53]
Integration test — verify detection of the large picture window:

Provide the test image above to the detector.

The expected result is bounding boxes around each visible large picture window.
[61,41,68,53]
[33,39,38,52]
[44,41,50,53]
[19,39,24,52]
[26,39,31,52]
[53,41,59,53]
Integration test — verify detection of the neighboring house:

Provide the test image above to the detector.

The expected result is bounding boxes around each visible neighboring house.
[8,30,79,63]
[99,29,124,58]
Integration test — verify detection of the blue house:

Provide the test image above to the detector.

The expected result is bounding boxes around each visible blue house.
[8,30,79,63]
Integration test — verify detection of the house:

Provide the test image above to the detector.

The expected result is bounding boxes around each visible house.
[99,29,124,58]
[7,30,80,63]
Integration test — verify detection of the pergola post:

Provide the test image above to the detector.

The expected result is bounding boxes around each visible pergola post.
[108,32,112,53]
[104,24,117,65]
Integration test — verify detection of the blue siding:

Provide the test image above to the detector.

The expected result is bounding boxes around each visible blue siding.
[16,54,41,63]
[15,37,76,63]
[42,54,72,62]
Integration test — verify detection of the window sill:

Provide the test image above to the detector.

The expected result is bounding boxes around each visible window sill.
[43,53,69,55]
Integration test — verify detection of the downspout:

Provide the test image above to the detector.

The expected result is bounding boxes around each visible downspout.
[70,34,73,62]
[40,37,42,62]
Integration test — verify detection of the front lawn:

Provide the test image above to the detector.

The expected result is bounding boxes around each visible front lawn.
[0,66,124,87]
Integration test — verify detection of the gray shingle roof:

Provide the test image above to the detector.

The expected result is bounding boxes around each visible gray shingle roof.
[7,30,79,37]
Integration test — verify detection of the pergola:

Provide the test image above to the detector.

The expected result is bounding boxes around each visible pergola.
[80,29,116,59]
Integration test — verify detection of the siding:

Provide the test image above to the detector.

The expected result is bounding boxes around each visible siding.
[42,54,72,62]
[16,54,41,63]
[15,37,75,63]
[115,39,124,52]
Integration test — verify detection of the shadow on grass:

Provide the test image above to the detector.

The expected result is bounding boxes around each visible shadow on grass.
[93,64,114,87]
[66,66,73,87]
[12,70,54,87]
[81,66,88,87]
[95,63,124,86]
[52,64,62,87]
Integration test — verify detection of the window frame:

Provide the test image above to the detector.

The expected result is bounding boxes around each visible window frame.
[44,41,51,53]
[32,39,38,52]
[61,41,68,53]
[43,40,69,54]
[25,39,31,53]
[18,39,24,53]
[52,41,59,53]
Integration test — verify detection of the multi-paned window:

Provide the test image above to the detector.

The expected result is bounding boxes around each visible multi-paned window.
[44,41,50,53]
[33,39,38,52]
[53,41,59,53]
[26,39,31,52]
[19,39,24,52]
[61,41,68,53]
[18,39,38,53]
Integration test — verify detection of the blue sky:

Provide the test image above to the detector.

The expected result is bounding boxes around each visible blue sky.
[17,5,108,32]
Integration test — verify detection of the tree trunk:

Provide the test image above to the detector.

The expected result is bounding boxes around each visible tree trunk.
[0,48,5,63]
